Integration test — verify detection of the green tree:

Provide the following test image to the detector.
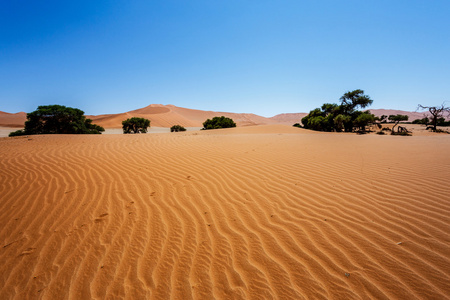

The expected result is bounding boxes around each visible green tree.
[202,116,236,130]
[301,89,374,133]
[412,117,429,125]
[379,115,388,123]
[353,112,375,132]
[388,115,409,132]
[339,89,373,114]
[334,114,351,132]
[8,105,104,137]
[417,103,450,132]
[170,125,186,132]
[122,117,151,134]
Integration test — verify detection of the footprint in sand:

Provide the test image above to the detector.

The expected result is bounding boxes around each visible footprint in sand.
[19,247,36,256]
[95,213,109,223]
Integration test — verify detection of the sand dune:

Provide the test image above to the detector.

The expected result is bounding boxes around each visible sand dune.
[1,105,442,129]
[0,111,26,127]
[269,113,308,125]
[1,125,449,299]
[88,104,277,128]
[369,109,433,121]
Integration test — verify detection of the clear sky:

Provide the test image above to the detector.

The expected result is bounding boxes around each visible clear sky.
[1,0,449,117]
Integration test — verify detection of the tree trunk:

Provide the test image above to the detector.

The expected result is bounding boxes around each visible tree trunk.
[392,121,399,132]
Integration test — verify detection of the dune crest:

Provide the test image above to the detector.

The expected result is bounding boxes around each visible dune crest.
[87,104,277,128]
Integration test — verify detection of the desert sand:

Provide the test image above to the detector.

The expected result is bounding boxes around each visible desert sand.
[1,125,449,299]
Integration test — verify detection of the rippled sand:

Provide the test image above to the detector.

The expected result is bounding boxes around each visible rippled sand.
[1,125,449,299]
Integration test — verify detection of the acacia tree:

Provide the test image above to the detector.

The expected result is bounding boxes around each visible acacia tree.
[417,103,450,131]
[301,89,374,132]
[354,112,375,132]
[122,117,150,133]
[339,89,373,113]
[388,114,409,132]
[9,105,104,136]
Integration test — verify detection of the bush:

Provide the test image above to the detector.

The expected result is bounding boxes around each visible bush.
[391,131,411,136]
[122,117,150,134]
[9,105,104,136]
[293,123,302,128]
[170,125,186,132]
[412,117,429,125]
[435,129,450,134]
[8,129,26,137]
[376,131,385,135]
[202,116,236,130]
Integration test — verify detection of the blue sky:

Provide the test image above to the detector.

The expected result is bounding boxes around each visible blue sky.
[1,0,449,117]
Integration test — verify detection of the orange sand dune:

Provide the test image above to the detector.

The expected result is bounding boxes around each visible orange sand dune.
[88,104,277,128]
[2,105,444,129]
[1,125,449,299]
[0,111,26,127]
[269,112,308,125]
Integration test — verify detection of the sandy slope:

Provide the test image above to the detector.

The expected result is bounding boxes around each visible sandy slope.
[1,125,449,299]
[3,105,441,129]
[0,111,26,127]
[88,104,277,128]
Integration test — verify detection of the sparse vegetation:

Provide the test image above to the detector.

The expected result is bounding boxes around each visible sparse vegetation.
[412,117,429,125]
[391,130,411,136]
[417,103,450,132]
[8,105,104,137]
[202,116,236,130]
[301,89,375,133]
[170,125,186,132]
[122,117,150,134]
[388,114,409,132]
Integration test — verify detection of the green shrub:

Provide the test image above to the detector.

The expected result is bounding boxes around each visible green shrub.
[202,116,236,130]
[170,125,186,132]
[293,123,302,128]
[9,105,104,136]
[122,117,150,134]
[8,129,26,137]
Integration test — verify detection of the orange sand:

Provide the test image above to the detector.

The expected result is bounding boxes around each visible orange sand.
[1,125,449,299]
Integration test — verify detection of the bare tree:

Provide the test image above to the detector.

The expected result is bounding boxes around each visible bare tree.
[417,103,450,132]
[388,114,408,132]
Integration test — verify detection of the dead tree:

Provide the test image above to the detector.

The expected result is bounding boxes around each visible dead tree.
[417,103,450,132]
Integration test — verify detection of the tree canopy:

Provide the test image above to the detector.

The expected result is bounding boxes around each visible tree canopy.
[301,90,375,133]
[170,125,186,132]
[388,114,409,132]
[122,117,151,134]
[202,116,236,130]
[339,89,374,113]
[9,105,104,137]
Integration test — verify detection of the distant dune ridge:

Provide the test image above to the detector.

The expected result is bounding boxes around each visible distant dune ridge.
[0,111,27,127]
[0,104,437,128]
[1,126,449,299]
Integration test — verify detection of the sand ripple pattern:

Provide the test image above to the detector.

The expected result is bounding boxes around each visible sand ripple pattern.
[1,130,449,299]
